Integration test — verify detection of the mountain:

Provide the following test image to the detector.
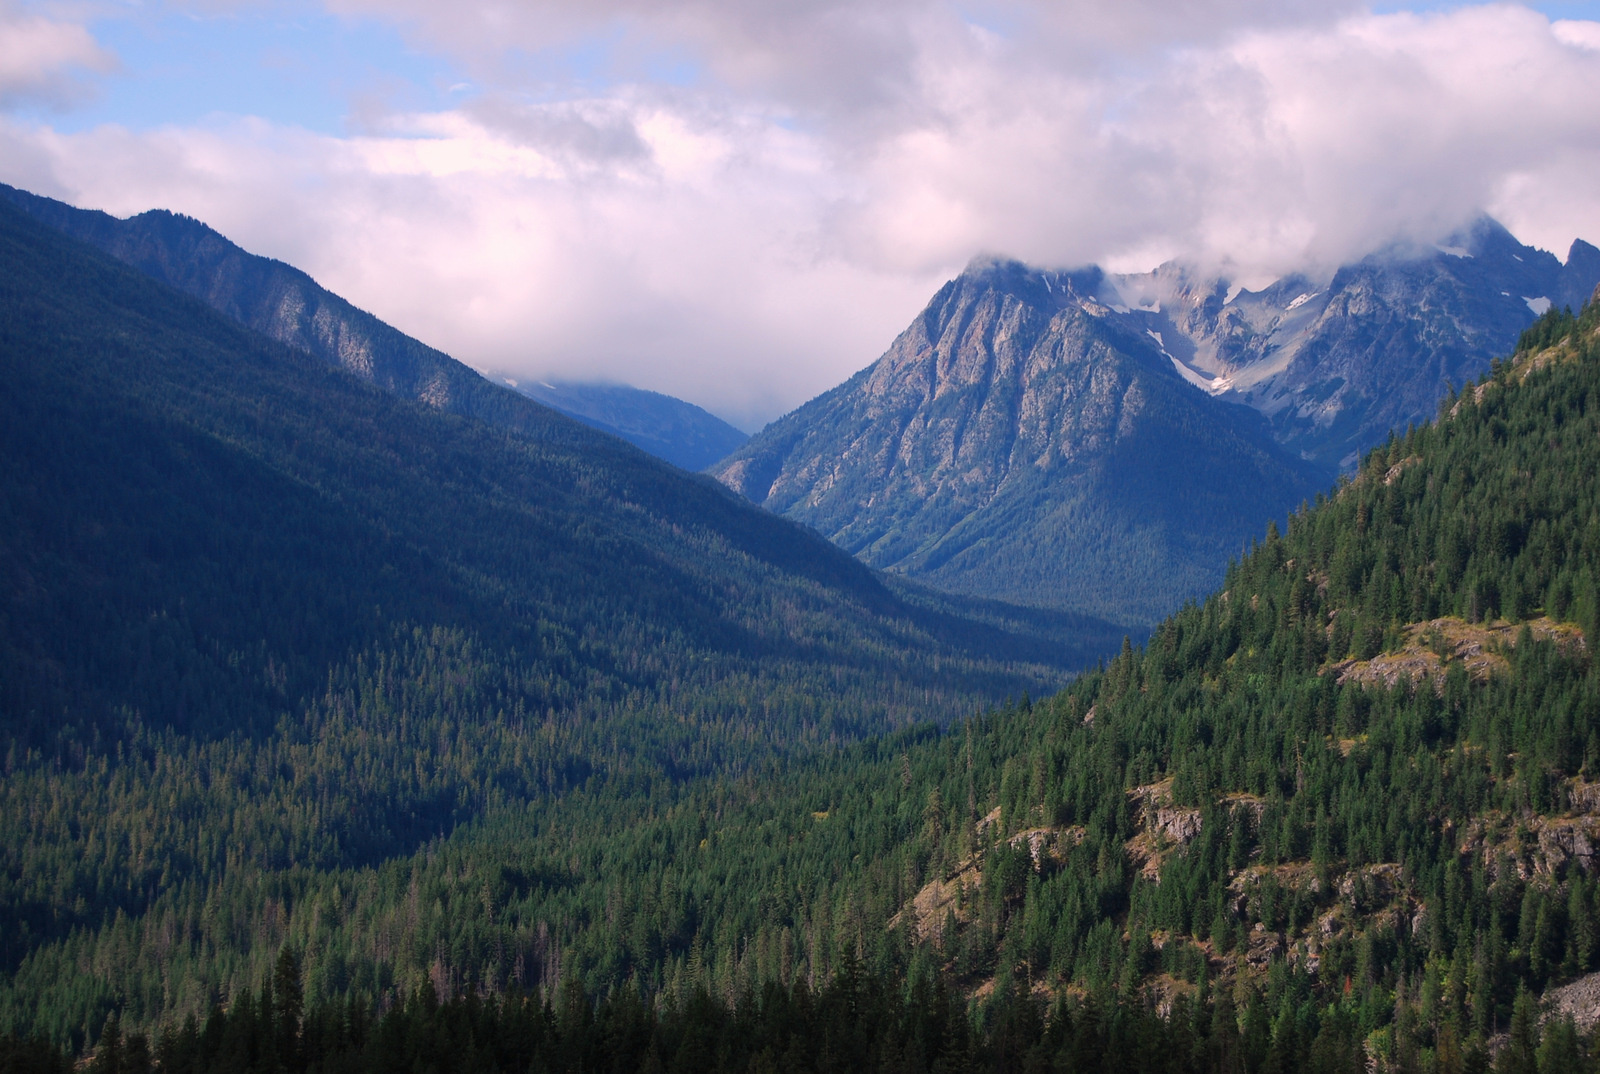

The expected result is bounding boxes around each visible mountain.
[1104,215,1600,469]
[19,287,1600,1074]
[714,219,1600,627]
[496,377,749,471]
[0,192,1132,1044]
[0,184,749,473]
[0,183,594,448]
[713,259,1330,628]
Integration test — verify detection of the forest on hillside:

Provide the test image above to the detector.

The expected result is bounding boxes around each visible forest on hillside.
[0,192,1113,1053]
[8,175,1600,1074]
[5,270,1600,1074]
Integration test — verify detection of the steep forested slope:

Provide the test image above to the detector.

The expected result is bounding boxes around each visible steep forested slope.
[677,293,1600,1066]
[0,197,1124,1045]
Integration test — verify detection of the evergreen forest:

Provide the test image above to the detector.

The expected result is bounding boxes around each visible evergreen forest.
[5,185,1600,1073]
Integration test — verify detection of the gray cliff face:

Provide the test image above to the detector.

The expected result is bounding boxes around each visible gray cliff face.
[714,219,1600,626]
[714,262,1327,628]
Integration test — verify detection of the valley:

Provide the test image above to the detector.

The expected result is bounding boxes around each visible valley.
[2,179,1600,1074]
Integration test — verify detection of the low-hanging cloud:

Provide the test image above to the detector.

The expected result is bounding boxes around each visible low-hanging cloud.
[3,1,1599,428]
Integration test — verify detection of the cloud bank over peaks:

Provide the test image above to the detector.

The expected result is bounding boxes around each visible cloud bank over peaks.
[2,1,1599,427]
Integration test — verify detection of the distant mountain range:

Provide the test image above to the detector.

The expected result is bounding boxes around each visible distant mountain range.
[496,377,749,472]
[715,218,1600,626]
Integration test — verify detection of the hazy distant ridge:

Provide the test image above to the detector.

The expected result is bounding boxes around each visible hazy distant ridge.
[499,377,749,472]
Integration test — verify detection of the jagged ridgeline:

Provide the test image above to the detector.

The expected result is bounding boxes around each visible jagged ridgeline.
[16,296,1599,1074]
[0,192,1132,1048]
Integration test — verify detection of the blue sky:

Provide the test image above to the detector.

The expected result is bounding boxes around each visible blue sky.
[23,2,717,135]
[23,8,463,133]
[41,1,1600,135]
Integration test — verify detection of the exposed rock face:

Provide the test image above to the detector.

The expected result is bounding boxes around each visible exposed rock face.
[1331,616,1587,691]
[1547,972,1600,1032]
[715,219,1599,624]
[714,261,1327,627]
[1100,217,1600,469]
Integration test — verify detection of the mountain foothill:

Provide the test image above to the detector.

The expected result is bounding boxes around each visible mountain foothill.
[4,178,1600,1074]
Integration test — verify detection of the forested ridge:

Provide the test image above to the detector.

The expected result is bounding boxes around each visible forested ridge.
[6,180,1600,1073]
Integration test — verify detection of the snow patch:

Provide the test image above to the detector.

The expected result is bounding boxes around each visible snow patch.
[1525,296,1553,316]
[1146,329,1167,351]
[1169,357,1232,396]
[1285,292,1318,312]
[1513,255,1524,262]
[1435,245,1473,258]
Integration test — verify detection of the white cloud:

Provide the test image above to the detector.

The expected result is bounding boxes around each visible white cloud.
[0,104,940,429]
[3,2,1600,426]
[1553,18,1600,51]
[0,2,114,108]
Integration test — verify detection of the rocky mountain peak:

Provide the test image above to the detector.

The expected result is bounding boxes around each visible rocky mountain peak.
[713,255,1325,627]
[714,215,1598,625]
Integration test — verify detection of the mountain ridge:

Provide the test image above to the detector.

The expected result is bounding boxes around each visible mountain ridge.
[0,183,622,455]
[716,218,1600,626]
[1095,215,1600,466]
[497,377,749,471]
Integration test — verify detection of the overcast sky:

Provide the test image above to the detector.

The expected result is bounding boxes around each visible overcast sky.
[2,0,1599,429]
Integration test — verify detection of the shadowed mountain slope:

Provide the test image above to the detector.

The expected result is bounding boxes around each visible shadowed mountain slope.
[0,183,601,449]
[0,193,1125,757]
